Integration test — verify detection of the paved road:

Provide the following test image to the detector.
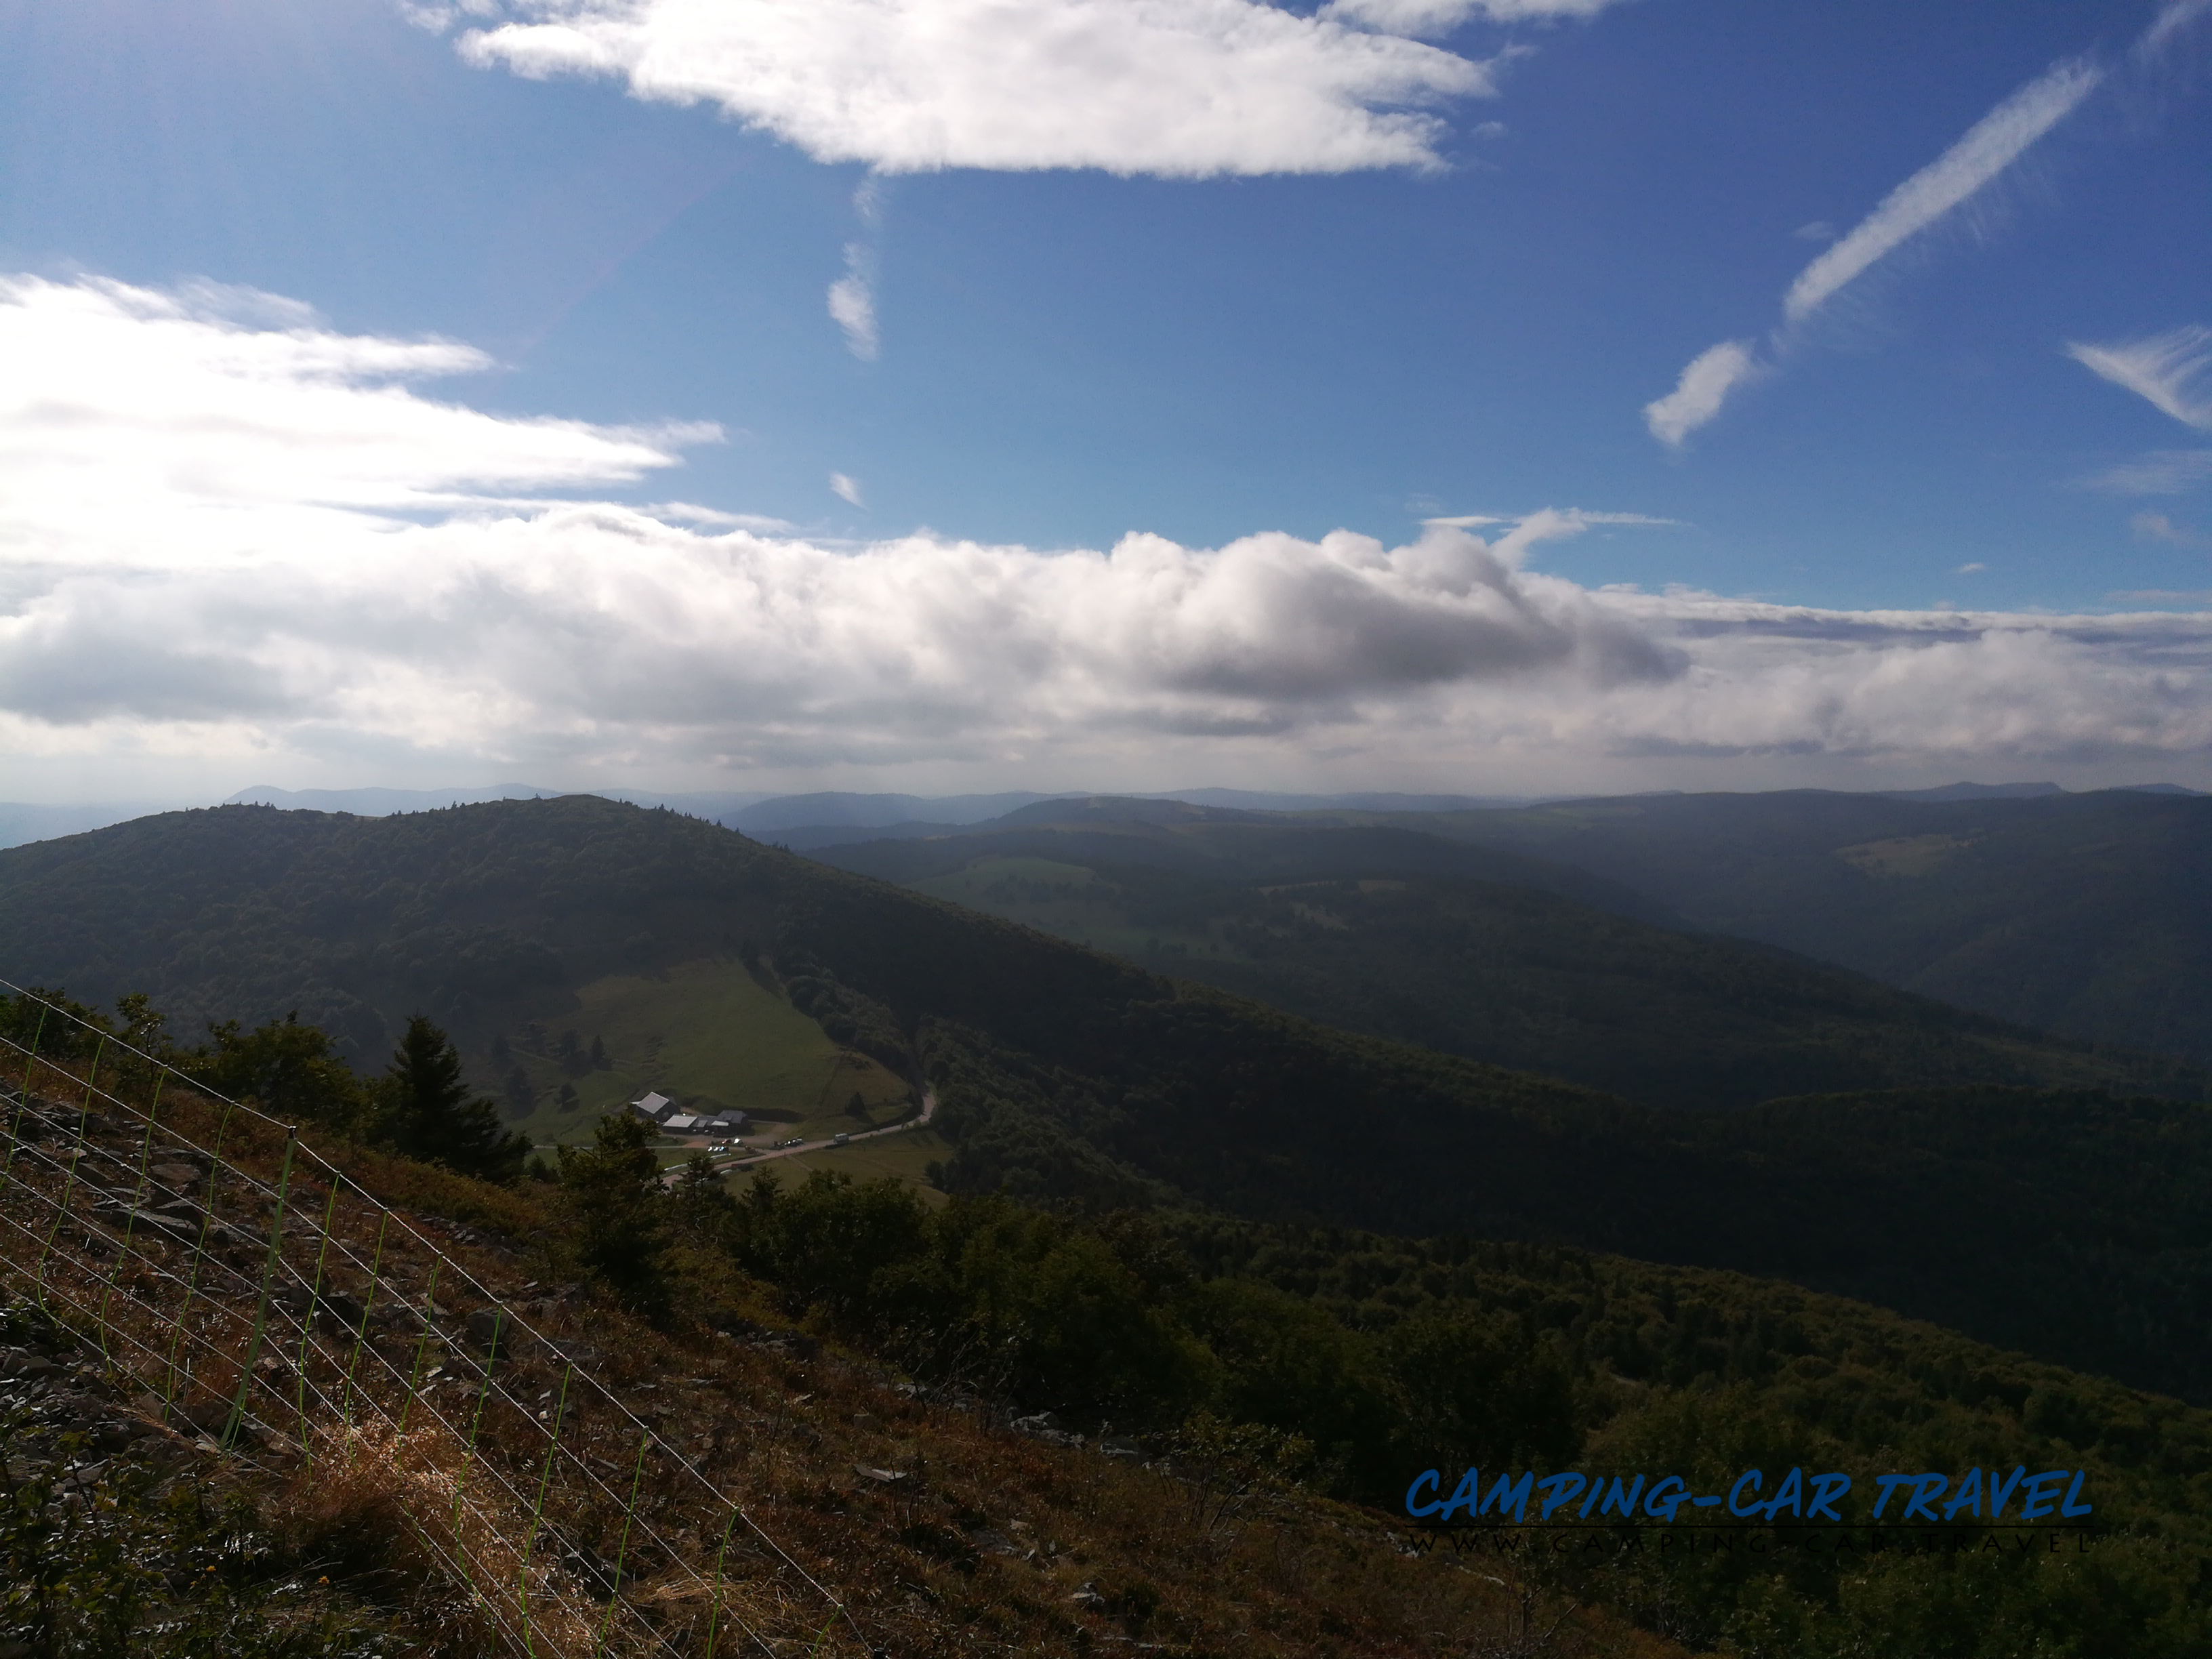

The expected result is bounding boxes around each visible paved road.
[659,1084,939,1185]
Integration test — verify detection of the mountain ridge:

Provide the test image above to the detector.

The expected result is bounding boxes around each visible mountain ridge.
[7,796,2212,1406]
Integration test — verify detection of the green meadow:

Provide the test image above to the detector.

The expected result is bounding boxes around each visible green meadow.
[759,1122,954,1205]
[487,956,912,1146]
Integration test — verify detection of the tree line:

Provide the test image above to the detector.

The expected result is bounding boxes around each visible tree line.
[1,985,529,1185]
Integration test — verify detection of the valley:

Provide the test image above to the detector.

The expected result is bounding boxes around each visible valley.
[7,790,2212,1657]
[819,800,2207,1111]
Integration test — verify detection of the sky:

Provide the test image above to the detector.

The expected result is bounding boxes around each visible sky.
[2,0,2211,802]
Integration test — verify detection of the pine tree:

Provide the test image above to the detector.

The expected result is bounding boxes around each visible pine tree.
[382,1015,530,1184]
[671,1151,736,1242]
[557,1112,674,1320]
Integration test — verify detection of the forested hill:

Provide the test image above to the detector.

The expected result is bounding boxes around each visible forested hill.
[8,797,2212,1404]
[813,810,2203,1110]
[1315,787,2212,1066]
[0,796,1157,1064]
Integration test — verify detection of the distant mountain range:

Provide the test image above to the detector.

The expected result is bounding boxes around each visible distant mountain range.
[1309,787,2212,1067]
[0,777,2196,853]
[811,794,2207,1109]
[12,783,2212,1073]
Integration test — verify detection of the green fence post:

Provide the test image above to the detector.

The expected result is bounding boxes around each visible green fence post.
[33,1035,105,1307]
[520,1361,577,1656]
[293,1170,345,1458]
[222,1128,296,1452]
[342,1210,391,1423]
[702,1500,745,1659]
[451,1305,506,1533]
[396,1255,445,1437]
[12,1002,47,1120]
[77,1033,106,1115]
[94,1080,162,1362]
[595,1429,655,1656]
[0,1005,48,1216]
[165,1100,238,1410]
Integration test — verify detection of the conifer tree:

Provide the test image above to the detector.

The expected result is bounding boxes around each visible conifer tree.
[382,1015,530,1184]
[557,1112,674,1319]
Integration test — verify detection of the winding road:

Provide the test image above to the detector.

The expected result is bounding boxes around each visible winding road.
[659,1084,939,1185]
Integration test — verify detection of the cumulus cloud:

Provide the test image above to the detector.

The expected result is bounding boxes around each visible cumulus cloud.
[7,272,2212,792]
[454,0,1502,178]
[1576,593,2212,768]
[2069,325,2212,430]
[1643,340,1764,448]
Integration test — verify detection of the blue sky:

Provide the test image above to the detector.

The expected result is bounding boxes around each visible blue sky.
[2,0,2211,800]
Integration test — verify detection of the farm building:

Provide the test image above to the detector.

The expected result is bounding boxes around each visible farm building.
[629,1092,746,1135]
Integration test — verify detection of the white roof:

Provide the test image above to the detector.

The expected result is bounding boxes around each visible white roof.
[663,1113,701,1132]
[632,1091,675,1118]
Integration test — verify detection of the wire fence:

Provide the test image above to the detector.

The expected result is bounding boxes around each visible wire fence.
[0,978,869,1659]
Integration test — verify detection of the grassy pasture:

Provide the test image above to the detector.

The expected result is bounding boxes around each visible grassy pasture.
[754,1122,954,1205]
[488,956,912,1145]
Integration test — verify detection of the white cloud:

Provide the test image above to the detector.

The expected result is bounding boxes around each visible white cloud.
[0,274,713,569]
[646,501,798,532]
[1955,562,1987,574]
[2068,326,2212,430]
[829,472,865,508]
[827,243,880,361]
[2142,0,2212,56]
[2085,448,2212,495]
[1643,339,1764,448]
[457,0,1502,178]
[1422,509,1671,534]
[1644,56,2104,449]
[853,175,887,231]
[1322,0,1626,37]
[8,272,2212,794]
[1578,593,2212,769]
[1783,58,2102,325]
[2133,511,2212,549]
[1792,220,1836,243]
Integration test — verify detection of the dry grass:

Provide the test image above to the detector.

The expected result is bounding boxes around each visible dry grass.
[3,1050,1696,1659]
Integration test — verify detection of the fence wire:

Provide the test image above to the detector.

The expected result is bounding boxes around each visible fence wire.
[0,978,867,1659]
